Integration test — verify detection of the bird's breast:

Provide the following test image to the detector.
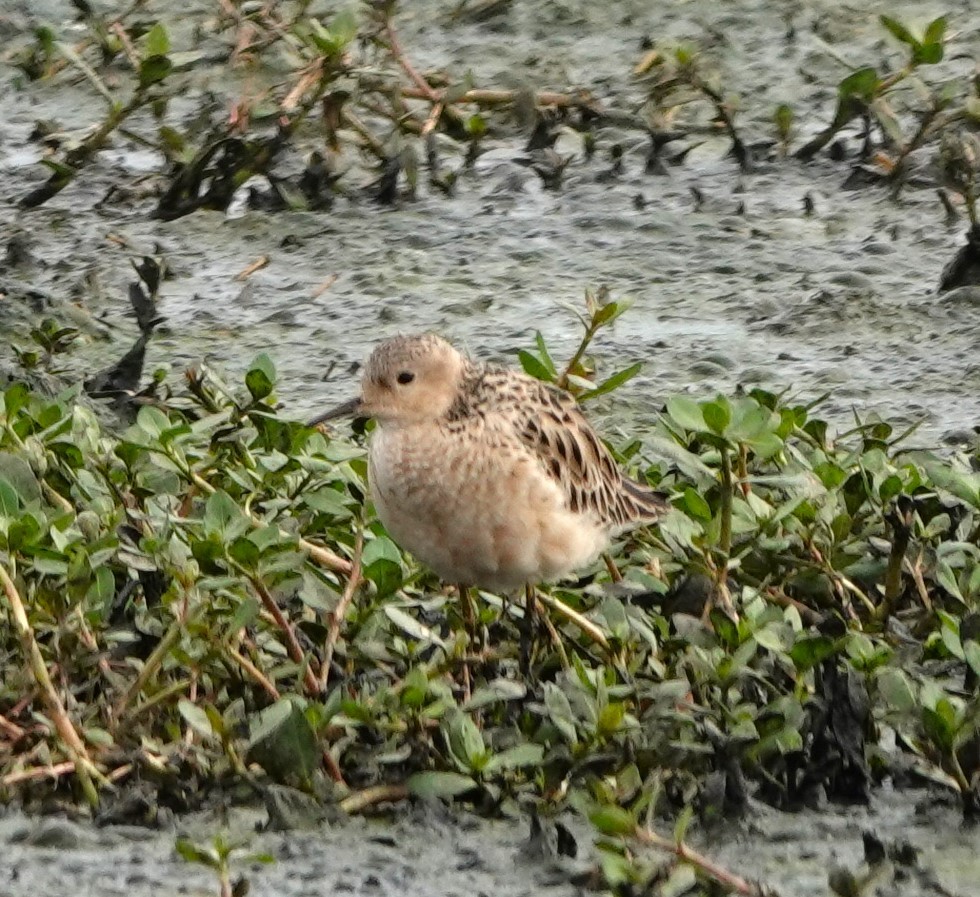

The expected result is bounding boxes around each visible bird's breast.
[366,422,607,591]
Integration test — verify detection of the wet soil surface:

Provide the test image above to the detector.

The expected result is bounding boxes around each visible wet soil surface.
[2,0,980,894]
[2,0,980,444]
[2,786,978,897]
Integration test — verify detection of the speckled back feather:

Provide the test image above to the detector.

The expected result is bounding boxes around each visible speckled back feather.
[446,362,667,532]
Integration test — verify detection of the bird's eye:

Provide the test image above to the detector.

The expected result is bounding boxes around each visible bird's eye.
[396,371,415,385]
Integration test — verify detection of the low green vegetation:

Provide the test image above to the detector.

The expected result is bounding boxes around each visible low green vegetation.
[1,295,979,892]
[4,2,980,891]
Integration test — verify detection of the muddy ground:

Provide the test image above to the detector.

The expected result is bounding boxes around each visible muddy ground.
[1,0,980,894]
[3,785,980,897]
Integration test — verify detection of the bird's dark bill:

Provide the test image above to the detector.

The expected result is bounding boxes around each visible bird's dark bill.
[308,397,362,426]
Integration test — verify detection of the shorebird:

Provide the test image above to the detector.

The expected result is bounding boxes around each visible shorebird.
[310,333,667,659]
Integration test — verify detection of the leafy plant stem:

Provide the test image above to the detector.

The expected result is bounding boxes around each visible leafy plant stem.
[175,459,350,574]
[535,591,610,649]
[320,526,364,690]
[877,502,913,622]
[719,444,733,571]
[221,645,280,701]
[243,569,322,695]
[339,783,411,813]
[112,617,184,723]
[0,560,101,806]
[383,14,439,102]
[632,823,776,896]
[557,322,599,391]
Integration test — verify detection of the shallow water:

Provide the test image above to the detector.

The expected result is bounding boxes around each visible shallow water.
[1,0,980,894]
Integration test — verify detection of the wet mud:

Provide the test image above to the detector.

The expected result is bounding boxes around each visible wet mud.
[2,0,980,894]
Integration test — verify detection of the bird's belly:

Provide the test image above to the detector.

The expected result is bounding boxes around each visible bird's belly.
[369,428,607,591]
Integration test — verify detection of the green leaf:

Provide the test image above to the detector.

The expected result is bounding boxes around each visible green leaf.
[579,362,642,402]
[679,486,711,522]
[913,39,944,65]
[138,54,172,88]
[363,535,403,597]
[673,804,694,844]
[384,605,445,647]
[922,704,956,750]
[248,697,319,785]
[518,350,555,383]
[144,22,170,57]
[664,396,706,432]
[964,640,980,680]
[136,404,170,437]
[589,804,636,837]
[85,565,115,616]
[361,534,402,566]
[444,710,487,770]
[879,15,918,48]
[592,300,623,327]
[774,103,793,140]
[533,331,557,376]
[0,452,41,505]
[879,474,904,503]
[0,477,21,517]
[789,635,836,671]
[246,353,277,401]
[702,398,731,436]
[462,678,527,710]
[178,699,216,739]
[204,490,248,539]
[228,536,260,568]
[921,15,947,53]
[3,383,30,417]
[936,559,965,604]
[406,771,477,799]
[482,742,544,773]
[838,67,879,102]
[329,8,358,46]
[543,682,578,745]
[876,667,916,713]
[175,838,219,868]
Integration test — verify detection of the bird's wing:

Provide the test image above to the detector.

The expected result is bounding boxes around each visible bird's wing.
[497,373,666,529]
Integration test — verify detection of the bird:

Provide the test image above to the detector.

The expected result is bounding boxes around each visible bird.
[310,333,668,656]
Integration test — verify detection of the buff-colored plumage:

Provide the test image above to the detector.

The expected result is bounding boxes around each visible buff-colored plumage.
[313,334,666,591]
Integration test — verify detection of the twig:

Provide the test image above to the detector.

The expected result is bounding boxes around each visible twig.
[876,499,914,622]
[341,108,388,159]
[535,591,609,649]
[222,645,280,701]
[1,760,77,787]
[183,676,199,746]
[399,86,598,110]
[234,255,270,281]
[339,783,410,814]
[112,618,184,722]
[246,573,322,695]
[0,713,27,741]
[384,19,439,102]
[633,825,778,896]
[110,22,141,71]
[718,445,733,572]
[0,561,101,806]
[282,60,325,113]
[320,529,364,690]
[312,273,338,298]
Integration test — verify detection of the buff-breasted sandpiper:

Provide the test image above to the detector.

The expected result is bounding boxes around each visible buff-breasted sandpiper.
[311,334,667,614]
